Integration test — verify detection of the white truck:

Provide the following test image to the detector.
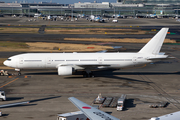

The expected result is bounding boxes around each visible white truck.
[117,94,126,111]
[57,111,88,120]
[112,19,118,23]
[0,91,6,101]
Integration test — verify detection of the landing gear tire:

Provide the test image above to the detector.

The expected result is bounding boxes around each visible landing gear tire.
[18,72,21,76]
[82,71,94,78]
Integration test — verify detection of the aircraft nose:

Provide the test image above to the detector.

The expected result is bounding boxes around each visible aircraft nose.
[3,61,8,66]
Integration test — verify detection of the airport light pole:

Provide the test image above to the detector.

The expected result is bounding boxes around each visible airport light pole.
[71,7,73,21]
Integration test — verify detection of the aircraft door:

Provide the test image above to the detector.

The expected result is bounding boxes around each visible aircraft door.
[98,57,103,64]
[19,57,23,64]
[133,57,137,63]
[18,57,23,68]
[46,57,52,68]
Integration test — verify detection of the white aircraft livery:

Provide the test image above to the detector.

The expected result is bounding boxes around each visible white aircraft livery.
[3,28,172,76]
[69,97,120,120]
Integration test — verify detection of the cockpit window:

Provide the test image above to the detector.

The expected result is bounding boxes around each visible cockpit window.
[7,59,11,61]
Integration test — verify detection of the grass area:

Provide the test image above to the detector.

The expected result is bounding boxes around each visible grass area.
[0,41,29,49]
[0,41,113,52]
[45,28,146,34]
[0,27,39,33]
[64,38,176,43]
[4,25,42,27]
[26,42,113,52]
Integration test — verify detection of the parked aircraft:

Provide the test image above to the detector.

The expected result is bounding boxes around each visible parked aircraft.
[68,97,120,120]
[147,11,157,18]
[88,15,105,22]
[150,111,180,120]
[112,14,124,18]
[3,28,173,77]
[69,97,180,120]
[78,14,86,18]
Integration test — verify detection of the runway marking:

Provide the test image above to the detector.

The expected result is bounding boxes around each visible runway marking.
[0,78,19,88]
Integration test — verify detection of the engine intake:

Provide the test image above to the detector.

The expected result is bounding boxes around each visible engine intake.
[58,66,74,76]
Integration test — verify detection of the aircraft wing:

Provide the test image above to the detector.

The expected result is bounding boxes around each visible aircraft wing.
[0,101,29,108]
[58,64,110,70]
[68,97,120,120]
[150,111,180,120]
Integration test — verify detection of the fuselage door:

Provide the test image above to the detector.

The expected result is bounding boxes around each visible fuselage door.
[98,57,103,64]
[46,57,51,64]
[133,57,137,63]
[19,57,23,64]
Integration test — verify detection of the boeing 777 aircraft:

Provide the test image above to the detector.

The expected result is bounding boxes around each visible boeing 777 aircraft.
[3,28,173,77]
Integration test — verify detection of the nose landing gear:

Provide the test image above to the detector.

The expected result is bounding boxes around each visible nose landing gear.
[15,69,21,76]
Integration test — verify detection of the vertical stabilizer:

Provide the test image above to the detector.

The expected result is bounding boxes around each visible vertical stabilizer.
[138,28,169,55]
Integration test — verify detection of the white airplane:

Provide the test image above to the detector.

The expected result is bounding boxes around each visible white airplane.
[3,28,173,77]
[88,15,105,22]
[68,97,120,120]
[147,11,157,18]
[0,101,29,116]
[150,111,180,120]
[69,97,180,120]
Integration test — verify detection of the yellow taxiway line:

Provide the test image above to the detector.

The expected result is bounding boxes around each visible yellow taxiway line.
[0,78,19,88]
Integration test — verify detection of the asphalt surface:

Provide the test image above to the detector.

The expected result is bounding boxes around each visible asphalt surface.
[0,16,180,26]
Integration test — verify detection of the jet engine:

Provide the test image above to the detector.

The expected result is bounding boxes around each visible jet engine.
[58,66,74,75]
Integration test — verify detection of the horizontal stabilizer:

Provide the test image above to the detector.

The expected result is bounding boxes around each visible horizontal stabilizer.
[147,57,175,61]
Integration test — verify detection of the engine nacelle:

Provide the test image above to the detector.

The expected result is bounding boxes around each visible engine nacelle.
[58,66,74,76]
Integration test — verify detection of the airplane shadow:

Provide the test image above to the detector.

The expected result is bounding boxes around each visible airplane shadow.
[6,97,24,101]
[24,72,58,75]
[29,96,61,103]
[2,104,37,109]
[23,70,180,84]
[105,112,112,115]
[2,114,9,117]
[1,96,61,109]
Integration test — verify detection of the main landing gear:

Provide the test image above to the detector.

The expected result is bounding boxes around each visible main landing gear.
[82,71,94,78]
[15,69,21,76]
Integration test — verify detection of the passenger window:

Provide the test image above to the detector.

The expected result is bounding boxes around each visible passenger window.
[7,59,11,61]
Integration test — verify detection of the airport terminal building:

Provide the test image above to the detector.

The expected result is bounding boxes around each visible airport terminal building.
[0,0,180,17]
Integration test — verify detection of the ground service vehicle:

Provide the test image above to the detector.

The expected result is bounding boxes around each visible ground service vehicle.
[57,111,88,120]
[0,91,6,101]
[117,94,126,111]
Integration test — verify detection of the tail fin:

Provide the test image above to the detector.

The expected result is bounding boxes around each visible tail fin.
[138,28,169,55]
